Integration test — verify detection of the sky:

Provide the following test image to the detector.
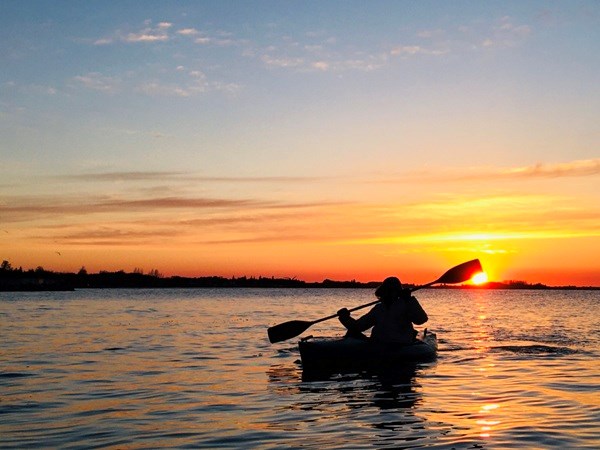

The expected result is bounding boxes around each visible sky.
[1,1,599,286]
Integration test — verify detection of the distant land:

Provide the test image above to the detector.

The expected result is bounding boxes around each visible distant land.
[0,260,598,292]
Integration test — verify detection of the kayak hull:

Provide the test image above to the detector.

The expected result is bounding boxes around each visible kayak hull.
[299,332,437,371]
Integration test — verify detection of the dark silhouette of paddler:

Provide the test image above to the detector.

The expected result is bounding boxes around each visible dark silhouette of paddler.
[337,276,428,344]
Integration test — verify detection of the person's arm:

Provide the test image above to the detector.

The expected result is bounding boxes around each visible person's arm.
[338,307,375,333]
[406,294,428,325]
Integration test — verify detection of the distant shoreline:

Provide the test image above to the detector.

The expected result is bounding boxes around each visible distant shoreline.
[1,262,598,292]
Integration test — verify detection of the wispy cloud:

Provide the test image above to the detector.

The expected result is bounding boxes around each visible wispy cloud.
[503,159,600,178]
[135,65,240,97]
[94,21,243,48]
[71,68,240,97]
[4,191,351,249]
[458,15,532,50]
[5,186,597,253]
[177,28,199,36]
[390,45,447,57]
[259,16,532,73]
[24,202,351,248]
[0,194,262,223]
[194,35,243,47]
[347,229,600,250]
[62,171,186,182]
[135,81,203,97]
[0,188,345,224]
[88,15,532,78]
[39,227,177,246]
[59,170,327,184]
[333,192,600,257]
[374,159,600,184]
[95,20,173,45]
[71,72,121,93]
[1,81,58,98]
[126,21,172,42]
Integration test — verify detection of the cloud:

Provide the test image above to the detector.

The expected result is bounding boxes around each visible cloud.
[93,20,244,49]
[417,29,445,39]
[177,28,199,36]
[504,159,600,178]
[0,194,263,223]
[261,51,387,72]
[94,38,113,46]
[94,20,173,45]
[41,227,177,246]
[134,69,240,97]
[332,192,600,256]
[473,16,532,49]
[261,54,305,68]
[374,159,600,184]
[0,188,344,224]
[1,82,58,97]
[464,159,600,181]
[62,171,186,182]
[390,45,447,57]
[124,21,172,43]
[194,36,240,46]
[72,72,120,93]
[22,199,353,248]
[136,81,201,97]
[390,46,423,56]
[5,191,351,249]
[59,170,328,184]
[350,229,600,247]
[71,59,240,97]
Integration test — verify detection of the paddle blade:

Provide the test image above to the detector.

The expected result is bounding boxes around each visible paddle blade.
[436,259,483,285]
[268,320,313,343]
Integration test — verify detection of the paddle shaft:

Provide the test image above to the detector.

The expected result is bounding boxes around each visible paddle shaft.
[267,259,482,343]
[309,281,436,326]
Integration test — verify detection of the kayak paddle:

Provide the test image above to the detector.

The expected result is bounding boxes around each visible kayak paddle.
[267,259,483,344]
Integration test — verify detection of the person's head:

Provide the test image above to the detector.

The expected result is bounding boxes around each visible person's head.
[375,276,403,302]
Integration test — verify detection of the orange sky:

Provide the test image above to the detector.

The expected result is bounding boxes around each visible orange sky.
[1,3,599,286]
[2,161,599,286]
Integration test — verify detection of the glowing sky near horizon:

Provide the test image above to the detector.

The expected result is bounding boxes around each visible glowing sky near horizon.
[1,1,599,285]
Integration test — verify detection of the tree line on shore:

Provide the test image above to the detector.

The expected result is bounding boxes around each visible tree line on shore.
[0,260,377,291]
[0,260,596,291]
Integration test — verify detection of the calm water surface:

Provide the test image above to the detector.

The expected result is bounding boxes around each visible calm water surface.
[1,288,599,449]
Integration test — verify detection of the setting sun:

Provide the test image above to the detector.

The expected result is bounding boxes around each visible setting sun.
[472,272,489,285]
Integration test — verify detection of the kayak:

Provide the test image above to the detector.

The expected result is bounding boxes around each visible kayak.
[298,331,437,371]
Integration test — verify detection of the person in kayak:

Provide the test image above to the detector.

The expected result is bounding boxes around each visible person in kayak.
[337,276,428,344]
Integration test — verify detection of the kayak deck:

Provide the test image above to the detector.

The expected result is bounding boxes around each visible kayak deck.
[299,331,437,371]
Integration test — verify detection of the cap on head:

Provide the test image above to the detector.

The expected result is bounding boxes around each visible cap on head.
[375,276,403,299]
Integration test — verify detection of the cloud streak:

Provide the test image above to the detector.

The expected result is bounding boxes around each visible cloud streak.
[71,73,121,93]
[375,159,600,184]
[0,195,263,223]
[0,191,347,224]
[504,159,600,178]
[71,69,240,97]
[60,171,328,184]
[94,20,173,45]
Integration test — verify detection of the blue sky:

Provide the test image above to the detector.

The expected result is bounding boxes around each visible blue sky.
[2,1,598,175]
[1,1,599,284]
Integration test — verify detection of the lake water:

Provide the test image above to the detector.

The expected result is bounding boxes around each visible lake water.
[1,288,599,449]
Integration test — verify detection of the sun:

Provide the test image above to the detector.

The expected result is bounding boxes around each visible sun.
[472,272,489,285]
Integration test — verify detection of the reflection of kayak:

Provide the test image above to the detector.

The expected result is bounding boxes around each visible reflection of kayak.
[299,331,437,371]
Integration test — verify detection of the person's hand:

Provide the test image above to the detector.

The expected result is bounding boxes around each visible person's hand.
[337,307,350,319]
